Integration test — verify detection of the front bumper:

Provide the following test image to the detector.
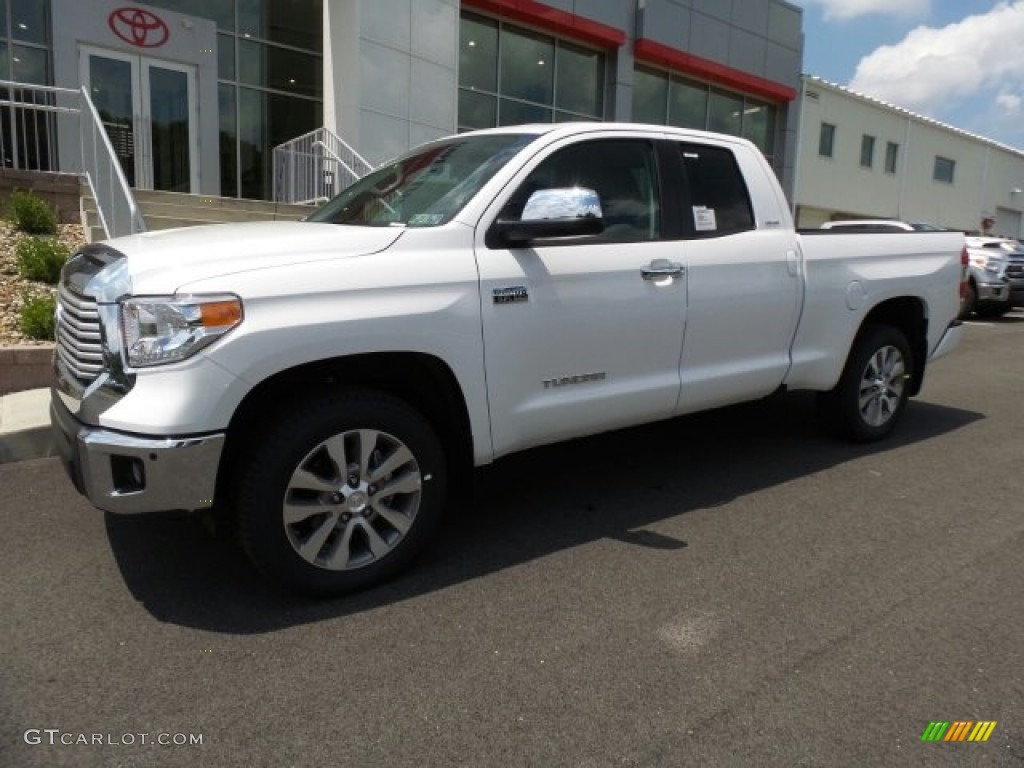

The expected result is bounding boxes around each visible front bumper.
[1009,280,1024,307]
[975,279,1010,305]
[50,390,225,515]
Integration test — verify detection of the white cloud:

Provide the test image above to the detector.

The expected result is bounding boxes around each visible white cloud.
[996,88,1023,115]
[801,0,931,21]
[848,2,1024,116]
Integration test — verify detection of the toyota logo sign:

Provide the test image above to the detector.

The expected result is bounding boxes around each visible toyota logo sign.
[108,7,170,48]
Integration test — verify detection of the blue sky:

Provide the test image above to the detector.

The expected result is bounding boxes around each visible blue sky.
[794,1,1024,151]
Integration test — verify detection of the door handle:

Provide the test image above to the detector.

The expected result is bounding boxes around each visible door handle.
[641,260,685,280]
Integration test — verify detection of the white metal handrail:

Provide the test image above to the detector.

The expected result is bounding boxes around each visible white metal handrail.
[77,86,146,238]
[273,126,374,204]
[0,79,144,240]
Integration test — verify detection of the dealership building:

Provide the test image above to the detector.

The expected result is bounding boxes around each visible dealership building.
[3,0,1024,238]
[1,0,803,202]
[793,75,1024,237]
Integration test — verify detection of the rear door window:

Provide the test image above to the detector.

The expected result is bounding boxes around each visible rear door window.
[676,143,754,238]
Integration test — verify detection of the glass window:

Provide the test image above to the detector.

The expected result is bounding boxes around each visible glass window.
[11,0,46,45]
[678,143,754,238]
[498,98,551,126]
[458,89,496,132]
[0,0,7,38]
[819,122,835,158]
[707,89,742,135]
[632,68,667,124]
[885,141,899,174]
[309,133,535,227]
[556,42,602,117]
[860,135,875,168]
[669,79,708,130]
[238,87,266,199]
[11,43,47,84]
[458,13,605,130]
[239,0,322,51]
[218,33,235,81]
[503,139,661,242]
[742,101,775,157]
[459,14,497,92]
[147,0,235,30]
[934,156,955,184]
[500,27,553,105]
[238,39,262,86]
[218,83,238,197]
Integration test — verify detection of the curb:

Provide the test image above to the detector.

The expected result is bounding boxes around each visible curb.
[0,345,55,396]
[0,388,54,464]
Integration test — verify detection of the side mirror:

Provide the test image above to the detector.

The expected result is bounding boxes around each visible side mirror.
[488,187,604,248]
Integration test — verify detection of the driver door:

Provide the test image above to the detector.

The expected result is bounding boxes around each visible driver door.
[475,136,688,458]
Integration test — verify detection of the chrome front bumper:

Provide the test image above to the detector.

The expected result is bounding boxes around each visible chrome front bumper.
[51,390,225,515]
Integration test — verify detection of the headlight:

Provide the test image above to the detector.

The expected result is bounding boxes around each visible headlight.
[984,256,1005,273]
[121,294,243,368]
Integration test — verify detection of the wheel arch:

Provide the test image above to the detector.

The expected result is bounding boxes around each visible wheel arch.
[216,352,475,500]
[857,296,928,396]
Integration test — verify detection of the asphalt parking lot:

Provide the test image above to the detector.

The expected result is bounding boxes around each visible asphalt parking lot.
[2,313,1023,768]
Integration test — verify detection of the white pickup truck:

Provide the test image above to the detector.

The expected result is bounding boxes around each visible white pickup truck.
[51,123,965,594]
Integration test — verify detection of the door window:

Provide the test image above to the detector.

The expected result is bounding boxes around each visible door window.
[677,143,754,238]
[499,139,661,242]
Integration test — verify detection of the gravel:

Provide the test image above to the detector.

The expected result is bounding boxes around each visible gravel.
[0,222,86,346]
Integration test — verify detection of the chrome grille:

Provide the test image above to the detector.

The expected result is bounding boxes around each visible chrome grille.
[56,286,104,382]
[1006,254,1024,279]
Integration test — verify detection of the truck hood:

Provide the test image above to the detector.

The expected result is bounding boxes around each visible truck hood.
[104,221,405,294]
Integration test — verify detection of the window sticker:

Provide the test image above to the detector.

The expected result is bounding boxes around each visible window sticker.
[693,206,717,232]
[408,213,445,226]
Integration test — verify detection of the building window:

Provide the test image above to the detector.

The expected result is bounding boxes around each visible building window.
[860,134,875,169]
[458,12,604,132]
[885,141,899,174]
[146,0,324,200]
[632,66,777,160]
[0,0,54,172]
[819,122,835,158]
[934,156,956,184]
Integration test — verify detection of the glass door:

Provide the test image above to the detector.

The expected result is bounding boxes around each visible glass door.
[142,60,196,192]
[81,47,198,193]
[84,50,139,186]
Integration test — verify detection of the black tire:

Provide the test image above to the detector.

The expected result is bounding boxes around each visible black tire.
[959,280,977,320]
[233,390,447,596]
[819,325,913,442]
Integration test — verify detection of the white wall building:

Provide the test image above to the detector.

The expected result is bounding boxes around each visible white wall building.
[794,76,1024,238]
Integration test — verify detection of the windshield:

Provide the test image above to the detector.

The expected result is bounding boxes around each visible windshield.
[308,133,534,227]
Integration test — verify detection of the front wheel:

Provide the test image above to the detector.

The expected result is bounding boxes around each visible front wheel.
[233,390,447,596]
[819,325,913,442]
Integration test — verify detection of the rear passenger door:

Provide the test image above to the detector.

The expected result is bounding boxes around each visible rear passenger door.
[669,140,803,415]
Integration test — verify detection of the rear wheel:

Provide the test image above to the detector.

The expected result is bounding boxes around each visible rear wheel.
[819,325,913,442]
[233,390,447,596]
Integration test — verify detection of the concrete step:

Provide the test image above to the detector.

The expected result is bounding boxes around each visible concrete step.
[81,189,316,239]
[143,215,307,231]
[135,202,308,223]
[132,188,315,217]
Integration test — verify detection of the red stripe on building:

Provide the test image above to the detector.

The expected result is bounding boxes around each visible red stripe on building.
[462,0,626,49]
[634,38,796,103]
